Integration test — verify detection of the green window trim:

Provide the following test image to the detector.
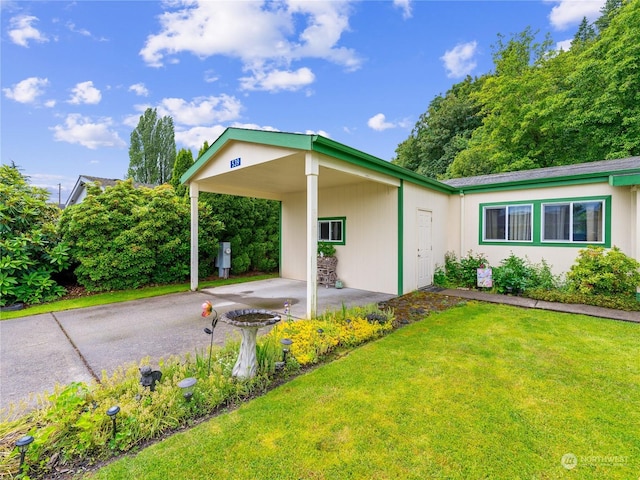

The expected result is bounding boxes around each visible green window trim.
[479,195,611,248]
[318,217,346,245]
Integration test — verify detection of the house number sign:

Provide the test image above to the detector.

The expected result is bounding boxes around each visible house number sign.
[230,157,241,168]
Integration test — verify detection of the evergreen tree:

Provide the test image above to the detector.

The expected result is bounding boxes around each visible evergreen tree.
[127,107,176,184]
[170,148,194,197]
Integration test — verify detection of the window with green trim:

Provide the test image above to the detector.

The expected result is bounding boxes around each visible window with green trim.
[479,195,610,247]
[542,200,604,243]
[483,204,532,242]
[318,217,345,244]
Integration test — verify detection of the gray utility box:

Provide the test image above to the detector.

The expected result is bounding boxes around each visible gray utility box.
[216,242,231,278]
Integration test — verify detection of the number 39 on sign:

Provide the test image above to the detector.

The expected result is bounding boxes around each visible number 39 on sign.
[230,157,241,168]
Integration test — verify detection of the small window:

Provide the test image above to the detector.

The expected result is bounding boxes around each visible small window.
[543,200,604,243]
[483,205,532,242]
[318,217,345,244]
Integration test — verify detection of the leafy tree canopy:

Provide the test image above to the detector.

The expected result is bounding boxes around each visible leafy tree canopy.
[396,0,639,179]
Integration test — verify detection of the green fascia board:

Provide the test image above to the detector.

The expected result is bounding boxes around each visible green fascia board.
[609,173,640,186]
[310,136,455,194]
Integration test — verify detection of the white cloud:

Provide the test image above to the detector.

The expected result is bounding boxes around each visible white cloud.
[51,114,126,149]
[129,83,149,97]
[3,76,49,103]
[240,67,315,92]
[367,113,396,131]
[140,0,361,88]
[393,0,412,19]
[8,14,49,47]
[556,39,573,51]
[69,81,102,104]
[548,0,605,30]
[204,70,219,83]
[44,99,57,108]
[441,40,478,78]
[175,123,279,151]
[156,95,243,126]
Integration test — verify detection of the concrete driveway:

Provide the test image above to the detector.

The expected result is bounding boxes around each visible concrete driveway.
[0,278,394,413]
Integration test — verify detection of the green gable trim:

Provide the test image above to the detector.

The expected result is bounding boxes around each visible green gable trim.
[397,180,404,296]
[181,128,314,184]
[609,174,640,187]
[478,195,612,248]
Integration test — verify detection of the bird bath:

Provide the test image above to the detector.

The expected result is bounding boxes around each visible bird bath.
[221,309,281,379]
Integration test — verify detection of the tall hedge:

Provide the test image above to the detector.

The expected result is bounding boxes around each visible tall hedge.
[0,165,69,306]
[59,180,222,292]
[201,193,280,274]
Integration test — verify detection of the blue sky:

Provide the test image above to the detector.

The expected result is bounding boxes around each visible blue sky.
[1,0,605,203]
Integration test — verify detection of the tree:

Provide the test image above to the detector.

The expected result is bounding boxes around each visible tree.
[59,180,222,292]
[393,76,483,178]
[594,0,624,32]
[572,17,596,48]
[0,164,69,305]
[128,108,176,184]
[170,148,194,197]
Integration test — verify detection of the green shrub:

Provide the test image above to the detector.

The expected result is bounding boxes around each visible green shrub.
[317,242,336,257]
[527,288,640,311]
[434,251,488,289]
[0,165,69,306]
[59,181,222,292]
[492,253,537,294]
[567,246,640,296]
[201,194,280,275]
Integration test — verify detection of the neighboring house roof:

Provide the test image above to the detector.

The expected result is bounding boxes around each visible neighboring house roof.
[442,157,640,192]
[65,175,156,208]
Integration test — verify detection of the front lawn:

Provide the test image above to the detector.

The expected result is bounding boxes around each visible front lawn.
[89,303,639,479]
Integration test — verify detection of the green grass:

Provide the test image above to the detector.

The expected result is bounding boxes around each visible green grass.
[88,303,639,479]
[0,273,277,321]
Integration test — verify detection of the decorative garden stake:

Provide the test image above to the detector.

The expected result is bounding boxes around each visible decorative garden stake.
[15,435,34,469]
[139,366,162,391]
[178,377,197,401]
[106,406,120,439]
[201,301,218,375]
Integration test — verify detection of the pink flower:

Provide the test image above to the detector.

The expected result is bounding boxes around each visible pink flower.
[201,301,213,317]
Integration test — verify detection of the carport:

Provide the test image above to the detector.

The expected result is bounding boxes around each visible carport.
[180,129,404,318]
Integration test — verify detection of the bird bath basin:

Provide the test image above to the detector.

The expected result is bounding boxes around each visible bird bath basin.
[221,309,281,379]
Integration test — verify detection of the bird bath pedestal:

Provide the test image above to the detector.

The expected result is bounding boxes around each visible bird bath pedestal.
[221,309,281,379]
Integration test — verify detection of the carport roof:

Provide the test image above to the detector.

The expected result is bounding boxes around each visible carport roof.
[180,127,455,194]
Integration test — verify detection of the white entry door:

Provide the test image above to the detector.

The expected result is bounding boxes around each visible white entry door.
[417,209,433,288]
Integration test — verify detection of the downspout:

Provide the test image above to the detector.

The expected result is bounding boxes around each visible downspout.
[459,190,465,257]
[189,182,199,291]
[633,186,640,301]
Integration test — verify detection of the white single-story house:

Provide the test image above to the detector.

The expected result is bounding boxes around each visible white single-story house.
[181,128,640,317]
[65,175,155,208]
[65,176,121,208]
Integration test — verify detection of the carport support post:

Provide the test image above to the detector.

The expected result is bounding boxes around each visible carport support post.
[306,153,319,318]
[190,182,199,292]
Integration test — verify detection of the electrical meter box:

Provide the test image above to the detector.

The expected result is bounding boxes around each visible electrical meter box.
[216,242,231,278]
